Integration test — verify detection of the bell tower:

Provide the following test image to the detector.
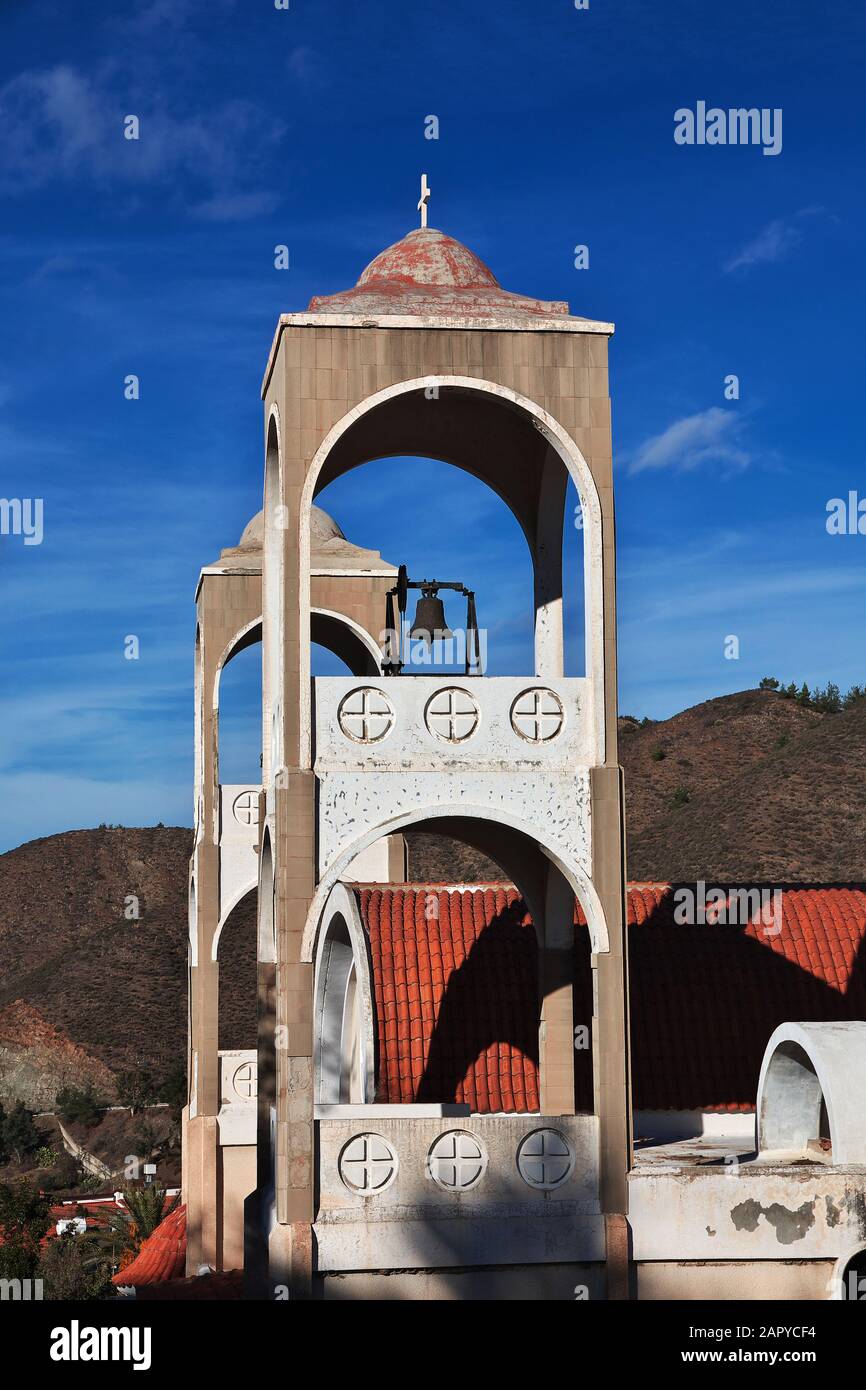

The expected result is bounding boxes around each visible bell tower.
[249,198,630,1297]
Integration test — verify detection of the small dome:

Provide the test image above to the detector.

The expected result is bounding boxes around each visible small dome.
[236,505,344,551]
[357,228,500,290]
[306,224,571,320]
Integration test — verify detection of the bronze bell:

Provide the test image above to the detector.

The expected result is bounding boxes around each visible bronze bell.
[410,589,453,644]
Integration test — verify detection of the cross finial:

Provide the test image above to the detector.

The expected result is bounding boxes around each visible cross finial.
[417,173,431,228]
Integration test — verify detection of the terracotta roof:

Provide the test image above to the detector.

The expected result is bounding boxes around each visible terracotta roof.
[306,227,571,320]
[355,884,866,1115]
[111,1203,186,1286]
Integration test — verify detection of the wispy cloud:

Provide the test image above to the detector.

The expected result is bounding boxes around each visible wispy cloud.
[0,64,282,220]
[627,407,751,476]
[723,207,832,274]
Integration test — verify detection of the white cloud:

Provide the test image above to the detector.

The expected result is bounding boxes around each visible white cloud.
[0,64,283,221]
[723,207,831,274]
[628,407,751,476]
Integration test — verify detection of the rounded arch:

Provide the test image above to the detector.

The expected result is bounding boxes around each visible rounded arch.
[214,883,258,1051]
[258,827,276,965]
[263,406,283,784]
[296,377,605,765]
[311,608,382,676]
[312,882,376,1105]
[300,803,609,963]
[212,876,260,961]
[757,1021,866,1165]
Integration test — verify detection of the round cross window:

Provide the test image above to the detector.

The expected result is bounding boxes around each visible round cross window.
[516,1128,575,1190]
[426,1131,488,1190]
[338,1133,398,1195]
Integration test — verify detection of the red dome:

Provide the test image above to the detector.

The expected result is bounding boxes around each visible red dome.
[305,226,570,320]
[357,228,500,290]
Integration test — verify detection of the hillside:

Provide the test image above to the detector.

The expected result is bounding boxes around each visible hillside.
[0,688,864,1106]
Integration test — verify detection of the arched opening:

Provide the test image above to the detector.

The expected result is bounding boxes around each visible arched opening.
[217,887,257,1051]
[309,816,600,1118]
[216,640,262,787]
[298,380,605,760]
[313,892,375,1105]
[839,1248,866,1301]
[263,411,283,783]
[759,1040,831,1159]
[317,457,537,677]
[258,829,275,964]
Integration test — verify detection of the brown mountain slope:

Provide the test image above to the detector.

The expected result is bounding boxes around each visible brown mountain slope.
[0,826,192,1088]
[626,695,866,881]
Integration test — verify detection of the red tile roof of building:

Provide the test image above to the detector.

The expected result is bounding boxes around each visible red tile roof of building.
[111,1203,186,1287]
[356,883,866,1116]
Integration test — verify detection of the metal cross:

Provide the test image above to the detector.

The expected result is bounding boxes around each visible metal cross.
[418,173,431,228]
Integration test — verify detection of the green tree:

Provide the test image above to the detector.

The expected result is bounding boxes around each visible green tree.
[39,1232,112,1301]
[116,1070,156,1115]
[55,1086,103,1128]
[3,1101,40,1164]
[0,1180,51,1280]
[97,1184,180,1268]
[759,676,780,690]
[796,682,811,706]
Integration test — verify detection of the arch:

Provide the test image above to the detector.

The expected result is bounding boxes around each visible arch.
[214,609,381,719]
[263,407,284,784]
[312,882,376,1104]
[212,876,259,961]
[311,608,382,676]
[300,804,609,963]
[188,874,198,968]
[214,884,258,1051]
[757,1021,866,1164]
[830,1244,866,1301]
[296,378,605,766]
[257,827,276,965]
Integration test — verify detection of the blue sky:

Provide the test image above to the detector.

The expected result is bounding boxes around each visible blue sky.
[0,0,864,851]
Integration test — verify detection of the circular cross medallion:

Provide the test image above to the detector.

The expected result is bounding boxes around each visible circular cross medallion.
[424,687,480,743]
[231,1061,257,1100]
[338,1133,398,1195]
[337,687,396,744]
[516,1128,575,1190]
[426,1130,487,1191]
[510,688,564,743]
[232,790,260,826]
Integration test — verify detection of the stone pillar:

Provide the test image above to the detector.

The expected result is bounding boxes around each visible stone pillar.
[272,772,316,1297]
[590,764,631,1217]
[539,864,576,1115]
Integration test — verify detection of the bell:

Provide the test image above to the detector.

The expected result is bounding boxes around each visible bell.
[410,590,452,644]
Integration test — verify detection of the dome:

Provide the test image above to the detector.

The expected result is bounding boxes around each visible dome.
[236,505,344,552]
[306,225,570,320]
[217,503,394,574]
[356,228,500,290]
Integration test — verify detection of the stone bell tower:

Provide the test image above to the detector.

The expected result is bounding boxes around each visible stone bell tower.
[202,189,631,1298]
